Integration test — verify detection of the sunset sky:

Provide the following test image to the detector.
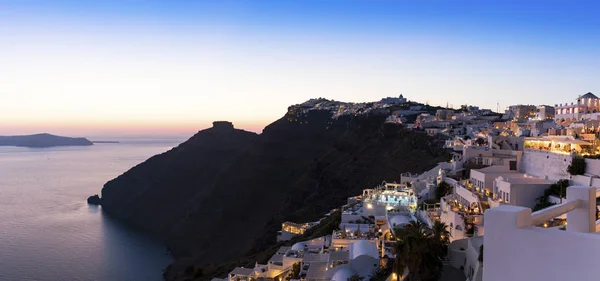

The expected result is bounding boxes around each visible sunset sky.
[2,1,600,136]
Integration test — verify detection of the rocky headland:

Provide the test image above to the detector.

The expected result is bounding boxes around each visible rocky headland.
[92,101,450,280]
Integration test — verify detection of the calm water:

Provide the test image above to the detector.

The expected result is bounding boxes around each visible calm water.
[0,138,187,281]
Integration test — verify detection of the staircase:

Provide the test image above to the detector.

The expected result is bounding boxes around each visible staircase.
[441,256,452,268]
[440,255,467,281]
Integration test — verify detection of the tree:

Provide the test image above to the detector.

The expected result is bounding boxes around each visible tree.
[431,221,450,255]
[435,182,451,201]
[548,179,569,198]
[370,257,393,281]
[347,274,365,281]
[567,156,586,175]
[532,195,556,211]
[286,262,301,280]
[533,179,568,211]
[393,221,444,281]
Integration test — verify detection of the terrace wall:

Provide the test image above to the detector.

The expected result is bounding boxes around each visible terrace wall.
[521,150,571,181]
[484,188,600,281]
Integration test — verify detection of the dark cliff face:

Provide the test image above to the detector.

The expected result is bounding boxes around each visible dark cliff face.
[100,123,259,256]
[98,109,449,280]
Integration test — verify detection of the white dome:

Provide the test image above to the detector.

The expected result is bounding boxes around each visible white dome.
[349,240,379,260]
[331,267,356,281]
[291,242,306,251]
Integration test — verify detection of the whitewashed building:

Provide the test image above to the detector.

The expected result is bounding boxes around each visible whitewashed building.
[484,186,600,281]
[555,92,600,124]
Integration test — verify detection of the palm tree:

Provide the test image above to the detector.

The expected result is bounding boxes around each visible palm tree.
[430,221,451,255]
[393,221,443,281]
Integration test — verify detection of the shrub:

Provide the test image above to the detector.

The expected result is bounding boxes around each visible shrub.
[532,179,568,211]
[547,179,569,198]
[348,274,365,281]
[567,156,586,175]
[194,268,203,278]
[435,182,452,201]
[286,262,301,280]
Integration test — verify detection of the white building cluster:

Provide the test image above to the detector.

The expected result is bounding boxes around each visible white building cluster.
[289,95,410,122]
[222,92,600,281]
[213,183,418,281]
[414,92,600,281]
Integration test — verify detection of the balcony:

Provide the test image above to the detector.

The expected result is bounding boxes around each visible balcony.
[484,186,600,281]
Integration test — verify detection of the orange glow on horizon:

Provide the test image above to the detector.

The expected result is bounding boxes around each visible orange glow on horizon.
[0,119,268,136]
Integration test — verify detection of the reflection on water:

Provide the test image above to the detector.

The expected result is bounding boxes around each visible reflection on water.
[0,140,183,281]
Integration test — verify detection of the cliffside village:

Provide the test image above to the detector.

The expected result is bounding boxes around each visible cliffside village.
[214,92,600,281]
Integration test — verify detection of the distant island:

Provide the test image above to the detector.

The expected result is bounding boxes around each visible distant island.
[0,133,93,148]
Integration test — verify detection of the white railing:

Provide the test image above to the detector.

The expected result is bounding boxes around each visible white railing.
[484,186,600,281]
[531,199,581,226]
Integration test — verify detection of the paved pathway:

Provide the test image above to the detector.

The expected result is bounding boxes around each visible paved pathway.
[440,257,466,281]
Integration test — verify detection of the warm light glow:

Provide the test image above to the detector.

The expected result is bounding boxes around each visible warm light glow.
[367,203,373,209]
[1,2,597,137]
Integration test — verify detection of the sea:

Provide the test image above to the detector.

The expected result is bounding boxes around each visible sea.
[0,136,190,281]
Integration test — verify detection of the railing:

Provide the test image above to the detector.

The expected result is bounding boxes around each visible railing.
[531,199,581,226]
[524,148,574,156]
[483,186,600,281]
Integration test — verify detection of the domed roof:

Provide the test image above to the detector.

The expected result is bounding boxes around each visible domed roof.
[349,240,379,260]
[291,242,306,251]
[331,267,356,281]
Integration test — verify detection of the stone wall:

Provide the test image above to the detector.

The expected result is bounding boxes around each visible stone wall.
[520,150,571,181]
[584,158,600,177]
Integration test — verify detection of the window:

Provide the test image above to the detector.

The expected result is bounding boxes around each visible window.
[509,161,517,171]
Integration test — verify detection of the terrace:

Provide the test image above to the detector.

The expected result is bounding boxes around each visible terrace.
[281,221,317,235]
[362,183,418,212]
[524,136,594,155]
[332,225,378,240]
[443,194,482,215]
[484,186,600,281]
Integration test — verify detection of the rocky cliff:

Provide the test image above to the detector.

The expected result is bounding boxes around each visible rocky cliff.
[96,104,450,280]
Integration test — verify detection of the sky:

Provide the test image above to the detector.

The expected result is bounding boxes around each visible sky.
[1,0,600,136]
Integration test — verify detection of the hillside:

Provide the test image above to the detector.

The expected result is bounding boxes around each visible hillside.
[0,133,93,147]
[95,102,450,281]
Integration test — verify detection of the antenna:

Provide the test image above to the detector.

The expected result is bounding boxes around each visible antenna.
[497,102,500,113]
